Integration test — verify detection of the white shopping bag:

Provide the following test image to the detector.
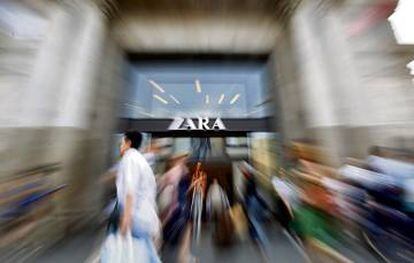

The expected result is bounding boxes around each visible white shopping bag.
[100,232,150,263]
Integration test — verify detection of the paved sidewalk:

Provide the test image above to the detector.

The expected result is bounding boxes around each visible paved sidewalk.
[31,228,105,263]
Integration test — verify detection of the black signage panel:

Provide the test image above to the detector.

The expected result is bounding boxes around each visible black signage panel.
[117,117,272,137]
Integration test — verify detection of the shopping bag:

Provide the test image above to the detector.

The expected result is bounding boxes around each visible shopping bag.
[100,232,150,263]
[229,203,248,241]
[214,209,235,245]
[100,233,121,263]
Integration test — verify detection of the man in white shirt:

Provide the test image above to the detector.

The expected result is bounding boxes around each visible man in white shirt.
[117,131,160,262]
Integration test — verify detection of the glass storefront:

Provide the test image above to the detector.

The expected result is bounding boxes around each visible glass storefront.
[120,59,271,119]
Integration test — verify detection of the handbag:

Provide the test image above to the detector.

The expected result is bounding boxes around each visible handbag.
[107,200,120,234]
[229,203,248,241]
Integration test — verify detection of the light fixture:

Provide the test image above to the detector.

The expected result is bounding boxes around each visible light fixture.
[195,79,202,93]
[205,94,209,104]
[139,111,154,117]
[408,60,414,84]
[388,0,414,45]
[169,94,181,104]
[248,108,264,116]
[153,94,168,104]
[124,103,143,110]
[218,94,225,104]
[148,80,165,93]
[230,94,240,104]
[407,60,414,75]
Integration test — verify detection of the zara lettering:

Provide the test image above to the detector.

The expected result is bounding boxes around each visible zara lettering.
[168,117,226,130]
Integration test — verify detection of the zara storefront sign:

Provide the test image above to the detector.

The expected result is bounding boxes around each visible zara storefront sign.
[168,117,226,130]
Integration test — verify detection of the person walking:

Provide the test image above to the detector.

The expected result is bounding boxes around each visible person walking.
[116,131,161,262]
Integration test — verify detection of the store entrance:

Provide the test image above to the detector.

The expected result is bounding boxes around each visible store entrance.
[147,134,247,208]
[113,56,284,260]
[145,134,245,253]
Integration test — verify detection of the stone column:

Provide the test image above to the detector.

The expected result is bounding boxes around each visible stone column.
[271,28,306,142]
[289,0,358,166]
[48,0,111,232]
[18,0,114,236]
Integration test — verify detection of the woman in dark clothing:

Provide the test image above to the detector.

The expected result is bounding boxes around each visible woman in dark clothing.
[241,165,271,258]
[162,174,191,244]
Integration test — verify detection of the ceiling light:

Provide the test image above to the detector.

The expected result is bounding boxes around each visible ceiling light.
[124,103,143,109]
[389,0,414,45]
[218,94,225,104]
[148,80,165,93]
[139,111,154,117]
[407,60,414,75]
[205,94,209,104]
[169,94,181,104]
[248,108,264,116]
[195,79,202,93]
[230,94,240,104]
[153,94,168,104]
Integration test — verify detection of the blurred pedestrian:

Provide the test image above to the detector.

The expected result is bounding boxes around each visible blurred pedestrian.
[158,153,189,225]
[240,163,271,259]
[206,179,234,245]
[115,131,161,262]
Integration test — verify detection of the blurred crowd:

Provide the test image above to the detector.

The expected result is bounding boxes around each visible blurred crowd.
[0,163,65,261]
[273,141,414,262]
[1,0,413,262]
[3,135,414,262]
[161,140,414,262]
[97,137,414,262]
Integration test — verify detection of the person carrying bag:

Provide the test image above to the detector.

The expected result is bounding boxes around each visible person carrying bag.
[101,132,161,263]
